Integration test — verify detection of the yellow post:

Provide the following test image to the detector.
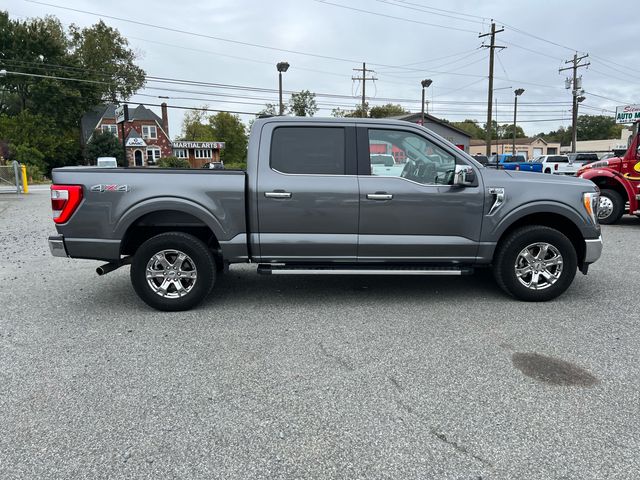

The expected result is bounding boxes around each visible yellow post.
[20,164,29,194]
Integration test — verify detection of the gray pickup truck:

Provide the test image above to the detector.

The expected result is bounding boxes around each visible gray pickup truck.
[49,117,603,311]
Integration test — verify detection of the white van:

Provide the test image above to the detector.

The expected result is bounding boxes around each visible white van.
[96,157,118,168]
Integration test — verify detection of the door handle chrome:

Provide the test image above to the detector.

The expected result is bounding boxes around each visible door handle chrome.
[265,191,292,199]
[366,193,393,200]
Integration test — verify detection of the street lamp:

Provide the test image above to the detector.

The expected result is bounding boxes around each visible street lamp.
[420,79,432,126]
[512,88,525,157]
[276,62,290,116]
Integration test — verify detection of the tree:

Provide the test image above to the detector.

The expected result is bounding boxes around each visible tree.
[258,103,278,116]
[288,90,317,117]
[577,115,623,141]
[501,124,526,139]
[180,109,215,141]
[331,107,347,118]
[209,112,248,165]
[343,103,369,118]
[85,130,123,164]
[451,119,485,139]
[369,103,408,118]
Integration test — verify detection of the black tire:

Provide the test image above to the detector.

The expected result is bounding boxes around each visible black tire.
[544,168,551,174]
[597,189,624,225]
[130,232,216,311]
[493,225,577,302]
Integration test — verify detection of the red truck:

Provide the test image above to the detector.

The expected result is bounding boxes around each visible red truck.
[577,130,640,224]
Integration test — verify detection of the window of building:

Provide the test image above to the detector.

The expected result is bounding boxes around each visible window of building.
[146,147,161,164]
[194,149,212,159]
[368,129,456,185]
[101,124,118,136]
[270,127,345,175]
[142,125,157,139]
[174,149,187,158]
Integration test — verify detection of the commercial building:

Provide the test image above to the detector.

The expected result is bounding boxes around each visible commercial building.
[469,138,561,159]
[172,141,225,168]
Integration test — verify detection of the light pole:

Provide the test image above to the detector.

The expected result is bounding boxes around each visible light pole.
[420,79,432,126]
[512,88,525,157]
[276,62,289,115]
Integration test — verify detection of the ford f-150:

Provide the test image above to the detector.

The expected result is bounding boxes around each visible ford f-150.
[48,117,603,311]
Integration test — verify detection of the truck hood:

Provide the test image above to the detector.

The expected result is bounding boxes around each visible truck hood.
[576,158,622,176]
[482,168,596,189]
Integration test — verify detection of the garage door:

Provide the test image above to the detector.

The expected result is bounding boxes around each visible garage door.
[533,147,543,157]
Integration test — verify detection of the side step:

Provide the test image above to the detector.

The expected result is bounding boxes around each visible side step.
[257,264,473,276]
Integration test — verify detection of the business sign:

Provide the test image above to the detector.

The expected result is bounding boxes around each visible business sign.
[115,104,128,124]
[172,141,225,149]
[615,104,640,124]
[126,137,146,147]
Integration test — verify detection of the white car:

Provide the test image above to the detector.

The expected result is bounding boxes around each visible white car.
[531,155,579,175]
[370,154,405,176]
[96,157,118,168]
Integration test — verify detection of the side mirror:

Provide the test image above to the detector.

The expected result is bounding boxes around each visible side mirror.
[453,164,476,186]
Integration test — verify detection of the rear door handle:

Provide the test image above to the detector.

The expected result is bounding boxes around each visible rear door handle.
[265,191,292,199]
[366,193,393,200]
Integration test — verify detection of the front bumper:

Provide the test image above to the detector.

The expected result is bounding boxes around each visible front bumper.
[584,235,603,264]
[48,235,68,257]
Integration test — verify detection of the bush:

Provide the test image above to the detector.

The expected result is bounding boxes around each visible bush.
[157,156,190,168]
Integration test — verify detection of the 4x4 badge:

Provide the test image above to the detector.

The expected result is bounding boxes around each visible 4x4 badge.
[90,184,130,192]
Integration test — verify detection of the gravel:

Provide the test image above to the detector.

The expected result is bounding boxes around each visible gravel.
[1,190,639,479]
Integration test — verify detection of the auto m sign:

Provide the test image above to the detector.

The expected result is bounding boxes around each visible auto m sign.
[615,104,640,124]
[126,137,147,147]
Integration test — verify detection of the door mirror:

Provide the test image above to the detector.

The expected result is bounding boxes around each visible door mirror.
[453,164,475,187]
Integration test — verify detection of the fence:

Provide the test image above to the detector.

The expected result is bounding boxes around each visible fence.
[0,162,26,194]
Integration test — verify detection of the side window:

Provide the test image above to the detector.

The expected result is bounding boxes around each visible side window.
[271,127,345,175]
[368,129,456,185]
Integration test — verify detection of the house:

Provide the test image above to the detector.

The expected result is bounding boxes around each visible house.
[81,103,172,166]
[469,137,561,159]
[389,113,471,153]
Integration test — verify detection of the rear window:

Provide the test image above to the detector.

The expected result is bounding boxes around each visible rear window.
[549,156,568,162]
[270,127,345,175]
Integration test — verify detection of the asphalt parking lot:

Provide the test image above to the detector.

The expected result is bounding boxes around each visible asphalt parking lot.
[1,190,639,479]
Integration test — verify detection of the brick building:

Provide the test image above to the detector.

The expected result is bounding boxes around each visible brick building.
[172,141,225,168]
[81,103,172,166]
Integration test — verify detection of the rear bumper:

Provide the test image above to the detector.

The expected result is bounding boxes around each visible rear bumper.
[48,235,68,257]
[584,235,603,264]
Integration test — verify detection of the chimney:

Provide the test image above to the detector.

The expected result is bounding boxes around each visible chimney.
[161,102,169,137]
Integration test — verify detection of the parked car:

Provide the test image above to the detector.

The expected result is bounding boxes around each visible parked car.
[96,157,118,168]
[489,154,542,173]
[203,161,224,170]
[599,153,616,161]
[531,155,580,175]
[472,154,488,165]
[48,117,602,310]
[567,152,599,166]
[370,154,405,176]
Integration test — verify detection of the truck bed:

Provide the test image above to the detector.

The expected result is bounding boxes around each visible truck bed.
[51,167,248,261]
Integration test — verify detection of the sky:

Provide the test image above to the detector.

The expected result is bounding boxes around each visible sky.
[7,0,640,139]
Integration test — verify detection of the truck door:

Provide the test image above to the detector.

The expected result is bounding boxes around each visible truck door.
[256,123,359,262]
[356,126,484,262]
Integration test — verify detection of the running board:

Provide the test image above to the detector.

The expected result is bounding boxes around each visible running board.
[257,264,473,276]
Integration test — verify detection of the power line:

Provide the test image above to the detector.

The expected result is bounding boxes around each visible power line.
[374,0,485,25]
[311,0,478,34]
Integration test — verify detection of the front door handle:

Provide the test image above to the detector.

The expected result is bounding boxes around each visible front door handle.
[265,191,292,199]
[366,193,393,200]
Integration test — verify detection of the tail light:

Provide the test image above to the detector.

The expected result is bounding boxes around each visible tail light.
[515,165,520,171]
[51,185,83,224]
[554,163,559,171]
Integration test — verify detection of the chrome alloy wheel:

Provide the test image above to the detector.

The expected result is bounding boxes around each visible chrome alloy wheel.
[145,249,197,298]
[597,196,614,220]
[514,242,563,291]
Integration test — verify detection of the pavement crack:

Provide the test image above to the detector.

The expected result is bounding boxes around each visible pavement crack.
[388,375,404,392]
[430,428,493,468]
[318,342,354,371]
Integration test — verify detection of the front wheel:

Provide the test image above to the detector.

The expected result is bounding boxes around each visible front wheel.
[493,226,577,302]
[130,232,216,311]
[597,189,624,225]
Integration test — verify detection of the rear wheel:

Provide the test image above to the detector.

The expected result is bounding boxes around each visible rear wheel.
[130,232,216,311]
[544,168,551,174]
[597,189,624,225]
[493,226,577,301]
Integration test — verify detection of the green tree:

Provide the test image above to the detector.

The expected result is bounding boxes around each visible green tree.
[451,119,485,139]
[577,114,622,141]
[288,90,317,117]
[344,103,369,118]
[501,124,526,139]
[180,109,215,141]
[369,103,408,118]
[331,107,347,118]
[85,130,123,164]
[209,112,248,165]
[258,103,278,116]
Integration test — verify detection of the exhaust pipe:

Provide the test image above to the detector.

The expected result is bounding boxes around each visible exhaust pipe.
[96,256,132,276]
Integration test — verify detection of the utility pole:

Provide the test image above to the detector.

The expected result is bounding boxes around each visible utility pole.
[479,21,505,156]
[559,53,589,153]
[352,63,377,118]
